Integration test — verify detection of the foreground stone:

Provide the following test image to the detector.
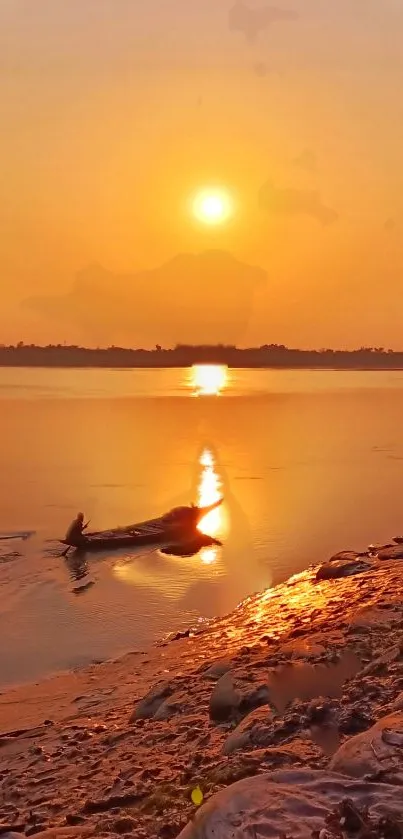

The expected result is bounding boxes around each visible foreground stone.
[202,660,232,681]
[208,673,240,722]
[130,682,172,720]
[222,706,272,755]
[330,711,403,782]
[377,546,403,561]
[176,769,402,839]
[391,692,403,711]
[316,558,372,581]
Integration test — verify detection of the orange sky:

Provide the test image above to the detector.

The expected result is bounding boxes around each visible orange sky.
[1,0,403,349]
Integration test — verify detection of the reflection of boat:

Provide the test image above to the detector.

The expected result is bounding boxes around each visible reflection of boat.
[160,533,222,558]
[60,499,223,553]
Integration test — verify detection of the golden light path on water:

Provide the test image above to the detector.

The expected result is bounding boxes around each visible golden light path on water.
[190,364,228,396]
[113,367,228,584]
[197,448,226,566]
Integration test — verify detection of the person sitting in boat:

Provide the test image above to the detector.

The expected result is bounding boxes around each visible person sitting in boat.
[65,512,88,547]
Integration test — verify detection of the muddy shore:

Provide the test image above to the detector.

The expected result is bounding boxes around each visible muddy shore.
[1,555,403,838]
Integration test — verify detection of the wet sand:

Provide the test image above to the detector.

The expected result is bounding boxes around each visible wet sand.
[1,554,403,838]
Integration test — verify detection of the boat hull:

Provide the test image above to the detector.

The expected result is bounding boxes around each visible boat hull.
[60,499,223,554]
[61,532,165,552]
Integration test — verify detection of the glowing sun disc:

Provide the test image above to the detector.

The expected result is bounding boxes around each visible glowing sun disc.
[192,188,233,225]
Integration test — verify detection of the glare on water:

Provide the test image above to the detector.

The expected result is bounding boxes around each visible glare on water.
[197,448,226,565]
[190,365,228,396]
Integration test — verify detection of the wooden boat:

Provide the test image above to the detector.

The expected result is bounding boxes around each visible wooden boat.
[60,499,223,553]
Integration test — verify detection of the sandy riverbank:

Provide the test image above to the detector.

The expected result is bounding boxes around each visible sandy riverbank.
[1,554,403,838]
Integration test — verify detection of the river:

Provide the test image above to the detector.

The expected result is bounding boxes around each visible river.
[1,365,403,687]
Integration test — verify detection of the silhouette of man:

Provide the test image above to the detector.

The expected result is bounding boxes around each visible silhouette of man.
[65,512,89,547]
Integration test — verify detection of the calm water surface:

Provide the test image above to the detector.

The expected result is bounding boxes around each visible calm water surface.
[1,366,403,687]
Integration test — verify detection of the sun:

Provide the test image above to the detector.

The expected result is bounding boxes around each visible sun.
[192,188,233,226]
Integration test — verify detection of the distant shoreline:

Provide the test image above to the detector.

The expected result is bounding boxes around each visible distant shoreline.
[2,343,403,370]
[2,363,403,371]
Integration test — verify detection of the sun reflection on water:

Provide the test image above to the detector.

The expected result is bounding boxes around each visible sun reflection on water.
[191,365,228,396]
[197,448,226,565]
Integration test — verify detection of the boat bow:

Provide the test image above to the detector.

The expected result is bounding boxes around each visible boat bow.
[195,497,223,522]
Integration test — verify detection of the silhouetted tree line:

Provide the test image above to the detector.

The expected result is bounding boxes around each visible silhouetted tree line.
[0,342,402,369]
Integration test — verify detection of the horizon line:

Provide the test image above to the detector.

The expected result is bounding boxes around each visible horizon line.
[1,342,402,354]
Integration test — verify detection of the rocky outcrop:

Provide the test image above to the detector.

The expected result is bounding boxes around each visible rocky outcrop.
[176,769,402,839]
[391,691,403,711]
[202,660,232,681]
[377,546,403,561]
[316,558,372,581]
[222,706,272,755]
[330,711,403,782]
[314,535,403,579]
[208,673,240,722]
[130,681,172,720]
[327,551,367,563]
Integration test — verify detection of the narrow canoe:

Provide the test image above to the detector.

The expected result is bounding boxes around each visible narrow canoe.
[61,498,223,553]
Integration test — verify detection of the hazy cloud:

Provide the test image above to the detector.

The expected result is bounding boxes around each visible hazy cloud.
[293,149,318,173]
[229,1,298,43]
[259,181,338,226]
[253,61,269,77]
[23,251,266,347]
[350,0,371,20]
